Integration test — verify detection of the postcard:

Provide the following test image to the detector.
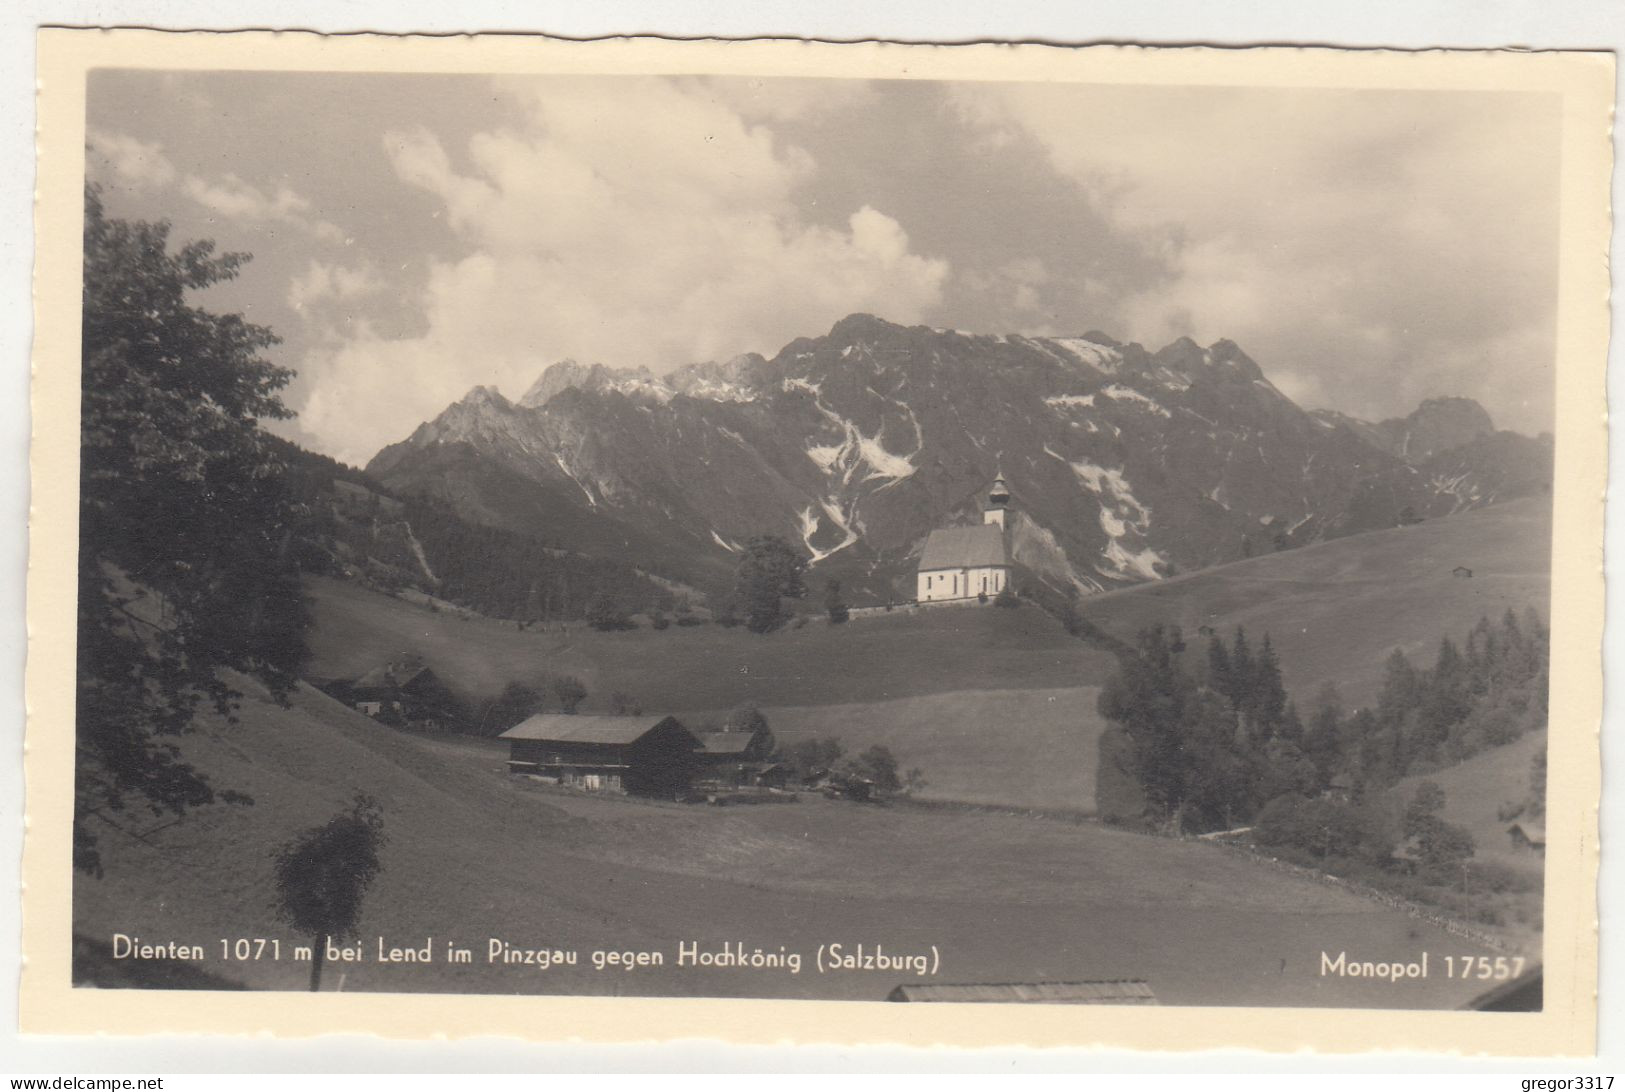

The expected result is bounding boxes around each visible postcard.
[22,30,1611,1053]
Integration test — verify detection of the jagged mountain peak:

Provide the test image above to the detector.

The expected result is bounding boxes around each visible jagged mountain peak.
[367,313,1544,604]
[459,384,513,409]
[520,359,667,408]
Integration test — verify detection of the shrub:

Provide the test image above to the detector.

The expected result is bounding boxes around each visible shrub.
[844,745,903,796]
[551,675,587,714]
[1254,794,1395,865]
[993,585,1019,608]
[649,611,669,631]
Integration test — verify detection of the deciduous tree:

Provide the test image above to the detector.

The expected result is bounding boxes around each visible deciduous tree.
[733,534,806,633]
[75,186,310,875]
[272,795,387,991]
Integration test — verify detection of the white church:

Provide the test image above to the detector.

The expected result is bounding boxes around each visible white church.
[915,476,1014,603]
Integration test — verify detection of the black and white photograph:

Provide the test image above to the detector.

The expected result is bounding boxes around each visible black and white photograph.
[21,32,1609,1050]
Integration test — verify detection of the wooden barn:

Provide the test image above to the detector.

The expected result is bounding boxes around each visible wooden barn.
[694,727,775,788]
[327,655,457,727]
[500,714,701,797]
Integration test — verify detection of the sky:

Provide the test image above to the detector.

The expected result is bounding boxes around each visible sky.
[85,70,1562,467]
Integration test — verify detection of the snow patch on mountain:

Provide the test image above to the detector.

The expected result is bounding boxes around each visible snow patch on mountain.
[1045,394,1096,409]
[803,390,920,487]
[678,379,757,403]
[552,454,598,508]
[1010,514,1103,594]
[1429,471,1484,512]
[710,530,741,553]
[1101,385,1172,417]
[402,523,437,584]
[1047,337,1122,375]
[1055,454,1166,581]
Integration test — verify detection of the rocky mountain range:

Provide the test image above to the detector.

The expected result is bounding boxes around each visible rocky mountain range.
[365,314,1552,603]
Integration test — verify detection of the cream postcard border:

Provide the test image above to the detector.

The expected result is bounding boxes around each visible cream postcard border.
[22,30,1612,1054]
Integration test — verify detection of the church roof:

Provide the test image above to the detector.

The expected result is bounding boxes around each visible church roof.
[918,525,1010,571]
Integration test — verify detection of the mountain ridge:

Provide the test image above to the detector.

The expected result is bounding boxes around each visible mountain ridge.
[367,314,1551,602]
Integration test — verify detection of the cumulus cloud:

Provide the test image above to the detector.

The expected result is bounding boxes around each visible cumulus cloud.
[958,84,1560,431]
[297,76,948,465]
[87,126,346,245]
[182,174,346,243]
[287,260,384,313]
[87,128,177,188]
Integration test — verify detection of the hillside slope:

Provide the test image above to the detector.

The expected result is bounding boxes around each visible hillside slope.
[1390,730,1548,877]
[1079,496,1551,706]
[766,686,1107,813]
[74,676,1515,1006]
[306,577,1112,712]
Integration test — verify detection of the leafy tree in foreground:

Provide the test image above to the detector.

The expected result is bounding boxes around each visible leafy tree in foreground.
[75,186,309,875]
[272,795,387,991]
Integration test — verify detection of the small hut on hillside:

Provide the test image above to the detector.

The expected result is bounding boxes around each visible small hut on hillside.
[1508,820,1546,854]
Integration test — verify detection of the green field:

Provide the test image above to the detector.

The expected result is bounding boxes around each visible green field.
[304,499,1550,814]
[307,577,1110,713]
[767,687,1105,812]
[1390,730,1548,878]
[1080,497,1552,706]
[73,677,1518,1007]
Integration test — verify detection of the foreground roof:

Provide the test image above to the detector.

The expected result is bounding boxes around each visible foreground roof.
[887,980,1157,1005]
[500,714,685,745]
[918,524,1010,571]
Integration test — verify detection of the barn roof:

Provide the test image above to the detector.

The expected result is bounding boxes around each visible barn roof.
[352,662,433,690]
[1510,821,1546,843]
[696,731,759,755]
[500,714,687,745]
[918,525,1009,571]
[887,980,1157,1005]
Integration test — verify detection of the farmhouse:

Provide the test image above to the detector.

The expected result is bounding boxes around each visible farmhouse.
[1453,565,1474,578]
[499,714,701,796]
[694,727,775,788]
[916,476,1013,603]
[328,655,457,726]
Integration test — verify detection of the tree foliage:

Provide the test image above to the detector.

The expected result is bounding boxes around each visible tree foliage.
[733,534,806,633]
[75,187,310,875]
[845,744,902,795]
[823,578,849,624]
[272,794,387,991]
[551,675,588,715]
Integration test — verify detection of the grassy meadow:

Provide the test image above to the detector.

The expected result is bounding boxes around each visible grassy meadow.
[74,677,1519,1007]
[1389,730,1548,879]
[1080,497,1552,706]
[765,688,1106,813]
[300,498,1550,815]
[306,577,1111,713]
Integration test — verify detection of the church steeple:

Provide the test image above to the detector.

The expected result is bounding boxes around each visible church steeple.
[984,473,1011,530]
